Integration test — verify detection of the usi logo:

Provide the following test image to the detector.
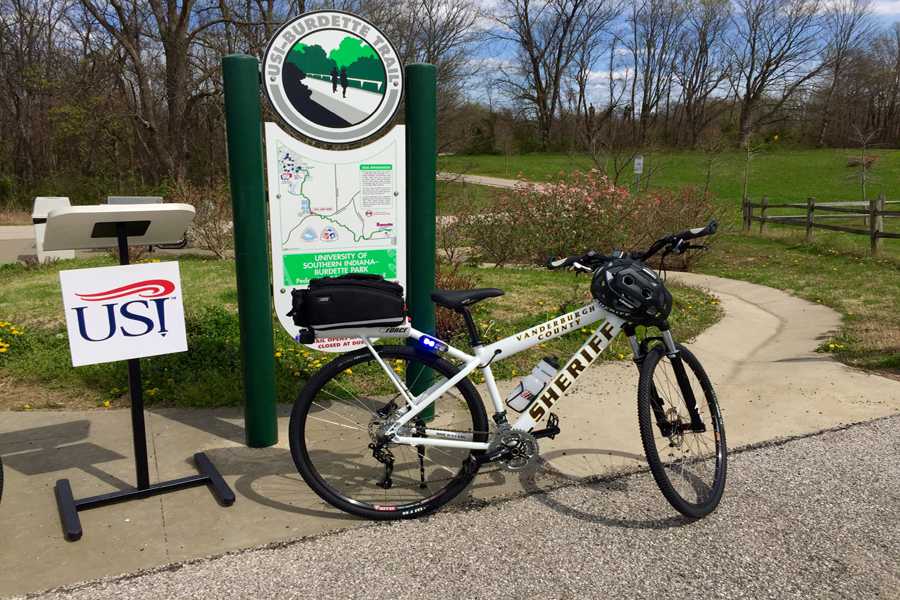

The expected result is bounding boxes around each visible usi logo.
[73,279,177,342]
[60,263,188,367]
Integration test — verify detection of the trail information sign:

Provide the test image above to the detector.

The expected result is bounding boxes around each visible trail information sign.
[266,122,406,351]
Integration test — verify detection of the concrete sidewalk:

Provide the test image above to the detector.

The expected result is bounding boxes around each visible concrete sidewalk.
[1,273,899,597]
[437,172,540,190]
[0,225,35,264]
[20,416,900,600]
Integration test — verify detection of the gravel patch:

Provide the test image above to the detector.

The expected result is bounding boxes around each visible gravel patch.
[21,416,900,600]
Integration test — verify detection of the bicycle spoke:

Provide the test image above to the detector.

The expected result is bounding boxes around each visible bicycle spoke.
[298,348,486,513]
[641,348,725,514]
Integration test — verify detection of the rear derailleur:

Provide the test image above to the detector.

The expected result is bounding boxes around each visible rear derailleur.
[369,441,395,489]
[370,410,429,490]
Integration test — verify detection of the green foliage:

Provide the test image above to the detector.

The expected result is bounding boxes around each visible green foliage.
[286,37,385,93]
[328,36,377,69]
[0,175,14,204]
[287,42,336,75]
[346,56,386,91]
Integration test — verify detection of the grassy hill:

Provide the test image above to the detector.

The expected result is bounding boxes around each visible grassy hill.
[439,148,900,205]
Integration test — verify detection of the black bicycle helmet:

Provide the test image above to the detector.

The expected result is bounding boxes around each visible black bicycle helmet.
[591,258,672,325]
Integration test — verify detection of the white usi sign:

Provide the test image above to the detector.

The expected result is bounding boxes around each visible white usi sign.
[59,262,188,367]
[634,155,644,175]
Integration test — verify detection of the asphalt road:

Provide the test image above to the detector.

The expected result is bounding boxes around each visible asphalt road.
[20,416,900,600]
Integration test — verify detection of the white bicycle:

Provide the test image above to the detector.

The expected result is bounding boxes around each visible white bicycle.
[289,222,726,520]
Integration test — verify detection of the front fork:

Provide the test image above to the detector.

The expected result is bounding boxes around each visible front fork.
[626,324,705,435]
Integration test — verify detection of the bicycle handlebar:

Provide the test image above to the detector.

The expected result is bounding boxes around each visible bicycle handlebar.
[547,219,718,271]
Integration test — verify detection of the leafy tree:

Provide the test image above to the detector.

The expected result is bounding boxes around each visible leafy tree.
[329,36,377,68]
[287,43,337,76]
[346,56,386,91]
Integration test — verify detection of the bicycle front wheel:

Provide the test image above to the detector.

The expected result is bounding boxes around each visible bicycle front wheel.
[289,345,489,520]
[637,343,727,519]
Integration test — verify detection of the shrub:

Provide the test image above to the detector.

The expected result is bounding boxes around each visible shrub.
[460,170,717,270]
[434,260,478,341]
[169,179,233,258]
[635,186,720,270]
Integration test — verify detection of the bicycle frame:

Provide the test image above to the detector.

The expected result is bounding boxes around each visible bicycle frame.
[361,300,626,451]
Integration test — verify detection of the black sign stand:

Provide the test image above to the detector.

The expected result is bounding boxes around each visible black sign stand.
[54,222,234,541]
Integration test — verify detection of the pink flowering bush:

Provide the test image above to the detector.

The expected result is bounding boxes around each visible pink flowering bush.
[460,171,716,269]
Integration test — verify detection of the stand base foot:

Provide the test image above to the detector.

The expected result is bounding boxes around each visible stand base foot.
[54,452,234,542]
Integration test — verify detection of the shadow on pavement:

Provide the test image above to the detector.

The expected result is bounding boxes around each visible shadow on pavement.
[199,445,357,521]
[0,420,131,490]
[518,447,692,530]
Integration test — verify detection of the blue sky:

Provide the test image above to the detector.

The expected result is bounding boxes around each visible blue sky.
[464,1,900,106]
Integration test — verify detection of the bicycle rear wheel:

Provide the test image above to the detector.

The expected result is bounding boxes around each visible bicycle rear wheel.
[637,343,726,519]
[289,345,489,520]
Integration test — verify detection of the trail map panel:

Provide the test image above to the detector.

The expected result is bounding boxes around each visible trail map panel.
[266,122,406,352]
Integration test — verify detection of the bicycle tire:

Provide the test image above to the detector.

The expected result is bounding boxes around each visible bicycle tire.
[289,345,489,520]
[637,344,727,519]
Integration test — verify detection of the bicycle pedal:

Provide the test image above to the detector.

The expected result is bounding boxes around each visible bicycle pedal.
[532,413,561,440]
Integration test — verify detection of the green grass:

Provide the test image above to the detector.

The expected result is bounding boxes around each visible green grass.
[438,149,900,375]
[0,256,722,409]
[696,231,900,372]
[436,180,504,215]
[439,148,900,205]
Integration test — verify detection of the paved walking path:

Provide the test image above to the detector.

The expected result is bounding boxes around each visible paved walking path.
[19,416,900,600]
[303,77,380,124]
[0,274,898,596]
[437,172,540,190]
[0,225,35,264]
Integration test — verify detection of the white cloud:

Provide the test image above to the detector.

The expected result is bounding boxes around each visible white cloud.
[871,0,900,15]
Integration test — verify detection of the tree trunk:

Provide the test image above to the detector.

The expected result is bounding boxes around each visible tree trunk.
[738,101,754,147]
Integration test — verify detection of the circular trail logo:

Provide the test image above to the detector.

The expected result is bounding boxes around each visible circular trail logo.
[263,11,403,144]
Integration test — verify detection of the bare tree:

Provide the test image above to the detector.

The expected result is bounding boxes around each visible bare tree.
[571,32,624,152]
[672,0,732,146]
[728,0,827,146]
[493,0,616,148]
[78,0,237,181]
[373,0,483,149]
[815,0,873,146]
[0,0,72,183]
[626,0,686,143]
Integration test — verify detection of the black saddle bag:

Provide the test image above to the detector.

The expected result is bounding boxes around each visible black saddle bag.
[288,273,406,331]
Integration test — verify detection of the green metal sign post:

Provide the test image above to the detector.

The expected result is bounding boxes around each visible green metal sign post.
[220,51,438,442]
[405,63,438,418]
[222,54,278,448]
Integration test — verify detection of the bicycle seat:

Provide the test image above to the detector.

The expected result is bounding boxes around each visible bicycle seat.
[431,288,504,310]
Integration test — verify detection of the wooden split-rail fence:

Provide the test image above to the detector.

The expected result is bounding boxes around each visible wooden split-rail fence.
[742,194,900,255]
